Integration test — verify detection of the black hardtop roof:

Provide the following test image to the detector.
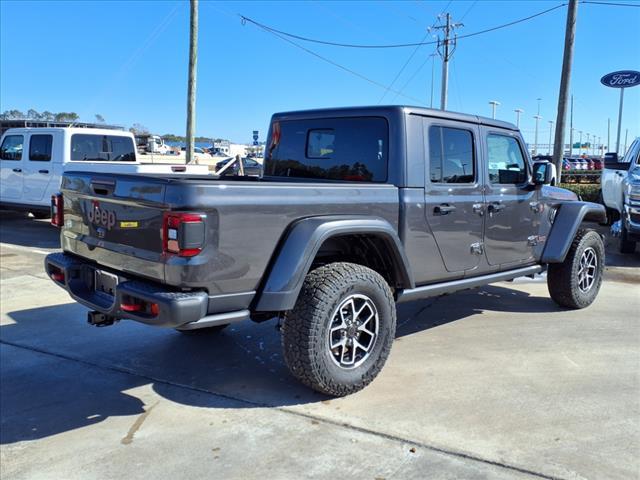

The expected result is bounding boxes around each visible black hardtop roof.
[271,105,518,131]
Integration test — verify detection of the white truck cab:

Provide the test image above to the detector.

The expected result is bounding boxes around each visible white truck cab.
[0,127,208,216]
[601,137,640,253]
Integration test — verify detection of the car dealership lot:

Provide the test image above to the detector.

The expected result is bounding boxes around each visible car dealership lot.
[1,212,638,480]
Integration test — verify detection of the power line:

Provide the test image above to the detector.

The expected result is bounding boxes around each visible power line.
[581,1,640,6]
[378,31,430,103]
[459,0,479,21]
[239,4,567,49]
[244,17,423,104]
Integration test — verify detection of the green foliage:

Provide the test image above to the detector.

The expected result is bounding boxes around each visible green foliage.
[0,109,79,122]
[559,183,601,203]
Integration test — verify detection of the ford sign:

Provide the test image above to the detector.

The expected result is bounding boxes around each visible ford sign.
[600,70,640,89]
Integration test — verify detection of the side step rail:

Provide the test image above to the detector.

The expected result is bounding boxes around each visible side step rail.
[176,309,249,331]
[396,265,543,304]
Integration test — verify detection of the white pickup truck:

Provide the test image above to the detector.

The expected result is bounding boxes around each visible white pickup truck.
[601,137,640,253]
[0,127,208,217]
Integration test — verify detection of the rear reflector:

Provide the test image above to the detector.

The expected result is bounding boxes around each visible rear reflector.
[121,303,143,312]
[163,212,205,257]
[51,193,64,227]
[51,271,65,283]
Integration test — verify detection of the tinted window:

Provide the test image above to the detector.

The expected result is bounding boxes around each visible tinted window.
[0,135,23,160]
[29,134,53,161]
[71,134,136,161]
[487,134,527,184]
[428,126,474,183]
[266,117,388,182]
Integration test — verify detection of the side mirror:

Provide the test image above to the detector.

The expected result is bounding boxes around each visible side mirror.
[532,162,553,186]
[604,152,630,170]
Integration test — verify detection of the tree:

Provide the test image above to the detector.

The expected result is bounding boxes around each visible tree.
[27,109,41,119]
[129,123,149,135]
[40,111,54,121]
[95,114,105,123]
[54,112,79,122]
[0,110,25,120]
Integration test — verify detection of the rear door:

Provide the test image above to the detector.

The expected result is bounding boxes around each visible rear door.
[0,133,25,201]
[423,119,484,273]
[481,128,538,266]
[23,132,55,202]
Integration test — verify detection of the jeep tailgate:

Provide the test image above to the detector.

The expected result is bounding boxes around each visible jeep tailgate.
[59,171,169,282]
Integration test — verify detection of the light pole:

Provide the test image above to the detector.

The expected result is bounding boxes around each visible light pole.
[537,98,542,116]
[578,130,583,154]
[533,115,542,155]
[586,133,590,155]
[489,100,500,119]
[570,128,575,157]
[548,120,554,155]
[598,136,601,155]
[514,108,524,128]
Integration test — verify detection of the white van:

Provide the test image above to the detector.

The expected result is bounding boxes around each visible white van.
[0,127,208,216]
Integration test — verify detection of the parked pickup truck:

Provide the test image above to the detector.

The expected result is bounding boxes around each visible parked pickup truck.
[45,106,606,396]
[601,137,640,253]
[0,127,208,217]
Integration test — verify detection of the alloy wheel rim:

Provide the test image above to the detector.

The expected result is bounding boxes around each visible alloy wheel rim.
[578,247,598,293]
[327,294,379,369]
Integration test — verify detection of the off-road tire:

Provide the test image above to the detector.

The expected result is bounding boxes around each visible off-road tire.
[175,324,229,335]
[619,219,637,254]
[547,229,604,309]
[282,262,396,396]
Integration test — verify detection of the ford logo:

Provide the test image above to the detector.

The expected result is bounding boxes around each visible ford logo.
[600,70,640,89]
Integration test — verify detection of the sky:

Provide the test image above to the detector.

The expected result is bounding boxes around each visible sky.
[1,0,639,149]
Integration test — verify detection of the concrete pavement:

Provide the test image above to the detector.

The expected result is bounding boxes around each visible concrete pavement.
[1,213,639,479]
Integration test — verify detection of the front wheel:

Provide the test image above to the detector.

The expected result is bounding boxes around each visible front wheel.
[282,262,396,396]
[547,229,604,309]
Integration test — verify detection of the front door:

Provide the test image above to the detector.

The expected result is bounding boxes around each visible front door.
[0,133,25,201]
[23,133,54,202]
[482,129,539,266]
[423,120,484,273]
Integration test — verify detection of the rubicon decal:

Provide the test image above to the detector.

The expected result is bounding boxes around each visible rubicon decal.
[87,203,116,230]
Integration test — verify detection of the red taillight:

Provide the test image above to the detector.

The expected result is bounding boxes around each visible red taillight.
[121,303,142,312]
[162,212,205,257]
[51,193,64,227]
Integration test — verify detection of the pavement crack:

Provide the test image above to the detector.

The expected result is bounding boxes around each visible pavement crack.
[121,401,159,445]
[1,339,565,480]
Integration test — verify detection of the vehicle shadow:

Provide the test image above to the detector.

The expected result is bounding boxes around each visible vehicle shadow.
[1,284,564,444]
[0,211,59,249]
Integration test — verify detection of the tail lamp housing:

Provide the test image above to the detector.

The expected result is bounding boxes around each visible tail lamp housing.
[163,212,205,257]
[51,193,64,227]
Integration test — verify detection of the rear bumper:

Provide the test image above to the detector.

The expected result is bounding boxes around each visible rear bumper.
[44,252,248,328]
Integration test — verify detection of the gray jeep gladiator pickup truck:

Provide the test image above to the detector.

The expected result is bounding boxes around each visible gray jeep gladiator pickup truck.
[45,106,606,396]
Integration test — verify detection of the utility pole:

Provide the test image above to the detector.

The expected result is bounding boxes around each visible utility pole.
[624,129,628,154]
[514,108,524,128]
[533,114,542,155]
[548,120,554,155]
[185,0,199,164]
[434,13,463,111]
[616,88,625,153]
[489,100,500,119]
[607,118,611,152]
[552,0,578,181]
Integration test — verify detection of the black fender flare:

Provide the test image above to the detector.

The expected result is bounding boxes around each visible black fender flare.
[541,201,606,263]
[254,215,414,312]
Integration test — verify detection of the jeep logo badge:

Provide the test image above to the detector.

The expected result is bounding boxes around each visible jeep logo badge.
[87,203,116,230]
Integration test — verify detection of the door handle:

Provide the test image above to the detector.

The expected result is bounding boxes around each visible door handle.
[488,202,506,214]
[38,169,49,174]
[12,168,22,173]
[434,203,456,215]
[472,203,484,216]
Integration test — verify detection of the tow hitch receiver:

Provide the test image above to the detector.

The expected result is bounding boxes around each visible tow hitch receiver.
[87,311,117,327]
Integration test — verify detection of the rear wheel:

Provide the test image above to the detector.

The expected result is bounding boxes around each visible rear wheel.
[547,229,604,309]
[282,262,396,396]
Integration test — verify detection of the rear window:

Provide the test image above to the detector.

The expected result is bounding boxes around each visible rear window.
[265,117,388,182]
[29,134,53,161]
[0,135,23,160]
[71,134,136,162]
